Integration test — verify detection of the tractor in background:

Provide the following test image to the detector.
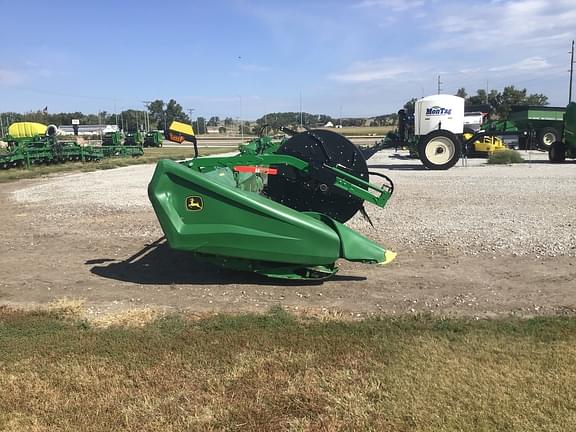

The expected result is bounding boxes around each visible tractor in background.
[144,130,164,147]
[549,102,576,162]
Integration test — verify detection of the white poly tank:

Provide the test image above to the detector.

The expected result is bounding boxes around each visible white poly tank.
[415,95,465,136]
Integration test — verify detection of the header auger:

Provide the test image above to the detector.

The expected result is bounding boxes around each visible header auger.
[148,128,396,280]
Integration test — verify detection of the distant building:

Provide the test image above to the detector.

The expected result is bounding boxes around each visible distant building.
[58,124,119,135]
[324,121,334,128]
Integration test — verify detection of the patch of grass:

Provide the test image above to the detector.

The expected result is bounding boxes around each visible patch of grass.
[1,307,575,431]
[487,149,525,164]
[0,147,230,183]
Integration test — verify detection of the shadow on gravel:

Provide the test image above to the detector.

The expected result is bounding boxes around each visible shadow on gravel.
[516,159,576,165]
[88,238,366,286]
[366,153,428,171]
[368,163,426,171]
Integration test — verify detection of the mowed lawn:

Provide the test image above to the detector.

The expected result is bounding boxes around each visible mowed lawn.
[1,307,575,431]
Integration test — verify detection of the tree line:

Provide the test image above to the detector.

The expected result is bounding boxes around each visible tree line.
[3,85,544,135]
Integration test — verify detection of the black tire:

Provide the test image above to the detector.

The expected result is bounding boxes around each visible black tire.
[463,126,476,135]
[538,127,559,150]
[549,141,566,163]
[418,130,462,170]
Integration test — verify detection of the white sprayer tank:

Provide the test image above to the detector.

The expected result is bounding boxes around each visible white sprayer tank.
[415,95,464,136]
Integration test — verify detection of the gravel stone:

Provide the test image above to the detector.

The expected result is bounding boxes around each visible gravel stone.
[13,149,576,258]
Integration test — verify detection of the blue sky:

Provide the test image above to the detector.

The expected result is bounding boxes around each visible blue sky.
[0,0,575,119]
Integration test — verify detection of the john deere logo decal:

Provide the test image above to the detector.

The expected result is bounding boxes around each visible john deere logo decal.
[186,196,204,211]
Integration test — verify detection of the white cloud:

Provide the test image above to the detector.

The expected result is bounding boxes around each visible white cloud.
[330,58,424,82]
[427,0,576,50]
[354,0,426,12]
[488,56,551,72]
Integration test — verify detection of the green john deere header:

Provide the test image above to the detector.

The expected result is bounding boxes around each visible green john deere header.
[148,128,396,280]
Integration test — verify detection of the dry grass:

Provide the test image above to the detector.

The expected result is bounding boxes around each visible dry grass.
[46,297,85,319]
[0,147,230,183]
[91,307,166,328]
[1,307,575,431]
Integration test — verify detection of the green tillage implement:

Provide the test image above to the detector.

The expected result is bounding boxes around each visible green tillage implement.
[148,129,396,280]
[0,135,143,169]
[0,137,102,169]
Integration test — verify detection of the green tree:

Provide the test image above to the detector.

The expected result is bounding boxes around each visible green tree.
[119,110,144,131]
[207,116,220,127]
[403,98,418,115]
[147,100,166,130]
[254,112,335,132]
[146,99,189,131]
[464,86,548,118]
[193,117,207,134]
[165,99,189,128]
[455,88,467,99]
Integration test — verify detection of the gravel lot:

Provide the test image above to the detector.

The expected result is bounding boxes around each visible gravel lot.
[2,149,576,317]
[13,150,576,257]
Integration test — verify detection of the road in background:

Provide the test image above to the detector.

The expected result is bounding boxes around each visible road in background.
[163,135,384,148]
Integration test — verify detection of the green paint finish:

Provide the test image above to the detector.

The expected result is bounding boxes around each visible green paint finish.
[563,102,576,159]
[0,134,143,169]
[148,159,392,279]
[509,106,565,123]
[144,130,164,147]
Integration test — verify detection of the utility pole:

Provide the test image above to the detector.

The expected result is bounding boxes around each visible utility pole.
[239,95,243,143]
[437,75,442,94]
[143,101,153,131]
[161,102,167,132]
[299,90,303,128]
[187,108,195,132]
[569,40,574,103]
[114,99,118,129]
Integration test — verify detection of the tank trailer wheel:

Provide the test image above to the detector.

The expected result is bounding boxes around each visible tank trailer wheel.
[538,127,559,150]
[418,130,462,170]
[549,141,566,163]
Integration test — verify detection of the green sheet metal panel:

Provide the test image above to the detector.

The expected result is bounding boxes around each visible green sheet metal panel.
[564,102,576,154]
[149,159,342,266]
[509,106,565,122]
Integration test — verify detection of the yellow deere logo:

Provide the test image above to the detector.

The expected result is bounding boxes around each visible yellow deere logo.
[186,196,204,211]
